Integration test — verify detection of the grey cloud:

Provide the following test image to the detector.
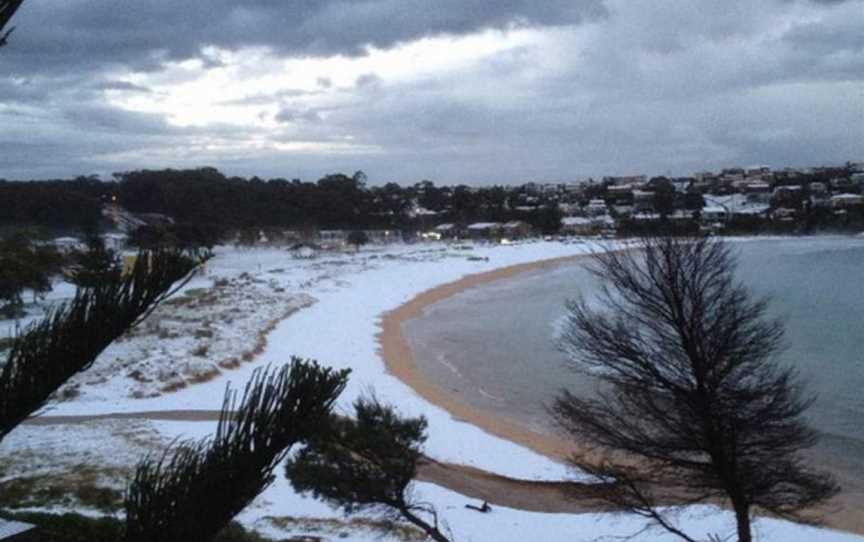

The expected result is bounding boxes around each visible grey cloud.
[355,73,382,89]
[62,104,175,135]
[1,0,862,184]
[274,106,323,124]
[93,80,153,93]
[4,0,606,77]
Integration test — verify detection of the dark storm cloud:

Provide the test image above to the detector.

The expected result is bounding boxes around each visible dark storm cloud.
[3,0,606,76]
[62,104,175,134]
[1,0,862,183]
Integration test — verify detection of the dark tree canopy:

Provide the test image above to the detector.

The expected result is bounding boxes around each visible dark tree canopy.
[0,179,105,231]
[125,360,350,542]
[285,397,451,542]
[552,236,838,542]
[347,230,369,250]
[68,227,122,288]
[0,232,64,317]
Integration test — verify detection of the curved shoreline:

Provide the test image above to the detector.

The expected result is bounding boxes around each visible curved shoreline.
[377,252,593,464]
[377,249,864,535]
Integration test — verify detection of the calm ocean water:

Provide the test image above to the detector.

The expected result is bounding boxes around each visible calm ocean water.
[404,237,864,489]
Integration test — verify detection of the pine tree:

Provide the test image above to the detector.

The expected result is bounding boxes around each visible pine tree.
[285,396,452,542]
[1,249,205,442]
[125,360,350,542]
[69,228,123,288]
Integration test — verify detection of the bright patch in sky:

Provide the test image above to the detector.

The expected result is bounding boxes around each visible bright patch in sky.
[107,29,538,129]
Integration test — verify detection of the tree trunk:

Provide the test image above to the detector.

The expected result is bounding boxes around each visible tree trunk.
[400,507,450,542]
[732,499,752,542]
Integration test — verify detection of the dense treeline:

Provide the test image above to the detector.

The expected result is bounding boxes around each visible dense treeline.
[1,167,564,234]
[3,165,862,238]
[0,178,105,232]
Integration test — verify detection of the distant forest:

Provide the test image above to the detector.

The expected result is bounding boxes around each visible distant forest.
[0,168,563,235]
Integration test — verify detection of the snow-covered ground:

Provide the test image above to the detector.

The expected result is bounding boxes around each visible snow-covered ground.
[1,239,861,541]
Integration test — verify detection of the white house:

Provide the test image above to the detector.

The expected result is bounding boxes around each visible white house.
[831,194,864,209]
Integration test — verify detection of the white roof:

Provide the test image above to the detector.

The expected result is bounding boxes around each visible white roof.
[632,212,661,220]
[561,217,592,226]
[503,221,528,228]
[0,520,35,538]
[703,194,767,215]
[434,223,455,231]
[467,222,500,230]
[831,194,863,201]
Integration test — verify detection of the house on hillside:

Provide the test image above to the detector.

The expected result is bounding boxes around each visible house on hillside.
[501,221,532,239]
[771,207,798,222]
[632,190,655,212]
[318,230,348,248]
[830,177,855,190]
[560,216,593,235]
[606,184,634,202]
[363,230,399,244]
[466,222,501,241]
[51,236,84,254]
[702,206,728,223]
[586,199,608,216]
[831,194,864,209]
[102,233,128,251]
[743,182,772,204]
[432,223,462,240]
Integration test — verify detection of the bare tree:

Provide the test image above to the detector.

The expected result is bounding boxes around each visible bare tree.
[285,396,452,542]
[551,235,838,542]
[125,359,350,542]
[0,0,23,47]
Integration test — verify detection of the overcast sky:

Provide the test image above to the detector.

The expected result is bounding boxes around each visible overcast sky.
[1,0,862,184]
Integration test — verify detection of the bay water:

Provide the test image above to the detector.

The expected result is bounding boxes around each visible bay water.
[403,236,864,493]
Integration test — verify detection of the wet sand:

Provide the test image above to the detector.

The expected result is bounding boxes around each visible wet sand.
[377,253,595,465]
[377,251,864,535]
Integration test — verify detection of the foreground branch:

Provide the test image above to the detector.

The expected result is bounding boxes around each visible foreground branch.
[0,249,205,442]
[125,360,350,542]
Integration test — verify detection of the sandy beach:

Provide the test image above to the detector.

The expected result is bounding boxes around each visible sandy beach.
[378,249,864,535]
[378,252,592,463]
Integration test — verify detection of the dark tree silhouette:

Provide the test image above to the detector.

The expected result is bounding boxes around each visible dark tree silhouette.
[0,0,23,47]
[0,249,206,442]
[285,396,452,542]
[0,233,63,316]
[552,235,838,542]
[347,230,368,251]
[69,227,123,288]
[125,360,350,542]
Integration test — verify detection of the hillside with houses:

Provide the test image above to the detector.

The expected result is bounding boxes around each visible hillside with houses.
[2,162,862,252]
